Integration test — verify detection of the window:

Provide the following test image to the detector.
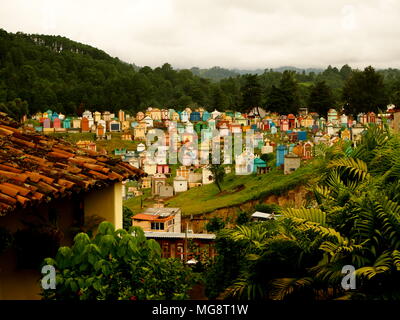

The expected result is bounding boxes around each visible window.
[162,243,170,258]
[151,222,164,230]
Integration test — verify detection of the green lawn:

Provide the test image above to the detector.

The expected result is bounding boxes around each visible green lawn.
[163,163,318,216]
[48,132,140,154]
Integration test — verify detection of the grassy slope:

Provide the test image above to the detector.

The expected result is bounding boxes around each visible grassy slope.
[48,132,139,154]
[141,163,318,216]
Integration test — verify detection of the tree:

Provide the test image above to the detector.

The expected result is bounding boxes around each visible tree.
[391,90,400,108]
[208,164,226,192]
[260,153,274,165]
[206,124,400,300]
[279,71,300,114]
[342,66,388,115]
[205,217,226,233]
[41,222,195,300]
[123,206,134,231]
[339,64,352,80]
[267,71,300,114]
[241,74,262,113]
[308,80,335,115]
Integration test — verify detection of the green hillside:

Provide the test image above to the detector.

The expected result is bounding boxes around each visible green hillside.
[124,163,318,216]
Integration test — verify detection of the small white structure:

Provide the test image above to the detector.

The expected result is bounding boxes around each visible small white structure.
[251,211,276,221]
[211,109,221,119]
[143,116,154,128]
[137,143,146,153]
[261,142,273,154]
[202,167,214,185]
[173,176,188,193]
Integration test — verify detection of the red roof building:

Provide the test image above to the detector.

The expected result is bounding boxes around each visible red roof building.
[0,113,145,300]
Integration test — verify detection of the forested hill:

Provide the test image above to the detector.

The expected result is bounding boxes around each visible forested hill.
[1,28,400,120]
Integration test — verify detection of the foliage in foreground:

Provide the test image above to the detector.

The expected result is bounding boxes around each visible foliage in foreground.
[41,222,195,300]
[206,124,400,300]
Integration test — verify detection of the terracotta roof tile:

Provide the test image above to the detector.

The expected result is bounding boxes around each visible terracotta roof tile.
[0,113,146,215]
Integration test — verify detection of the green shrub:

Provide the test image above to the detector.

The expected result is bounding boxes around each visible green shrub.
[41,222,195,300]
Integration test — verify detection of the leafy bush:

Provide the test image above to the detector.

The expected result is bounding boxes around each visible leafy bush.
[41,222,195,300]
[254,203,281,214]
[236,211,250,225]
[205,217,225,233]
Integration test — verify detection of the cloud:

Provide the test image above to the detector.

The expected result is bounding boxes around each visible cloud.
[0,0,399,69]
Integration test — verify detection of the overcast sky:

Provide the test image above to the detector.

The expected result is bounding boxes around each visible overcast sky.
[1,0,399,70]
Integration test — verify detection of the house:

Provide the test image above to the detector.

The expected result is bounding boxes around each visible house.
[176,166,190,179]
[261,142,273,154]
[202,111,211,121]
[118,110,125,122]
[151,173,167,196]
[102,111,112,121]
[235,150,254,175]
[63,118,71,129]
[253,157,269,174]
[229,123,242,134]
[171,111,180,121]
[188,172,202,188]
[288,114,296,129]
[72,118,81,129]
[140,176,152,189]
[367,112,376,123]
[137,143,146,153]
[144,231,216,260]
[132,207,182,233]
[135,111,145,121]
[96,123,105,139]
[340,128,351,141]
[202,167,214,185]
[43,118,51,129]
[134,124,147,140]
[276,145,288,167]
[280,119,289,132]
[302,141,313,159]
[173,176,188,193]
[161,109,169,120]
[81,117,90,132]
[284,152,301,174]
[248,107,267,118]
[82,110,92,119]
[142,116,154,128]
[157,164,170,175]
[109,120,121,132]
[93,111,102,122]
[53,118,61,129]
[190,111,201,122]
[134,205,216,260]
[143,160,157,176]
[327,109,339,125]
[0,114,145,300]
[159,185,174,198]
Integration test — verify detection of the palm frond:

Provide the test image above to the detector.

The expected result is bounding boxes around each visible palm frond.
[328,157,370,181]
[269,277,314,300]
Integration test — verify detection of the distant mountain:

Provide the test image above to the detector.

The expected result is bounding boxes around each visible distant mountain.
[189,66,240,81]
[188,66,323,81]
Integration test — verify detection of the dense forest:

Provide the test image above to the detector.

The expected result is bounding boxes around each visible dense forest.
[1,28,400,119]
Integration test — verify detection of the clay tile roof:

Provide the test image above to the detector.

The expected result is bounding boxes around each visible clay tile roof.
[0,113,146,216]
